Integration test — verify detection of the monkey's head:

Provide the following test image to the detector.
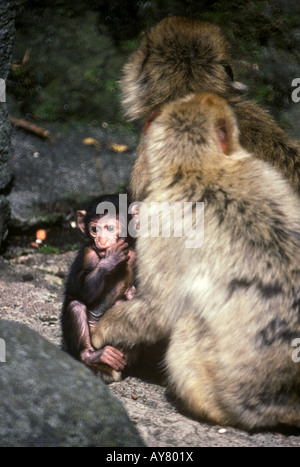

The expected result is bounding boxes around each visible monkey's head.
[121,17,235,122]
[76,194,133,254]
[144,93,244,179]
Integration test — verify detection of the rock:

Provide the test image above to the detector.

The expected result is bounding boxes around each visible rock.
[0,1,17,247]
[0,195,10,243]
[0,3,17,77]
[0,319,145,447]
[7,125,136,230]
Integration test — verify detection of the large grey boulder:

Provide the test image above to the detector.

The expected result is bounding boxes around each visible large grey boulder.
[0,195,10,243]
[0,320,145,447]
[0,1,17,246]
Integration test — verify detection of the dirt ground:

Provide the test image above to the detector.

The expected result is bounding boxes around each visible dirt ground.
[1,251,300,447]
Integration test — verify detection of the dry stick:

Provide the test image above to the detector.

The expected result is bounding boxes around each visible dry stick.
[9,115,53,143]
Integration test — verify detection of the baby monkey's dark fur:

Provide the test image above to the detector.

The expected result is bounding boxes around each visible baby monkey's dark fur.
[62,194,135,383]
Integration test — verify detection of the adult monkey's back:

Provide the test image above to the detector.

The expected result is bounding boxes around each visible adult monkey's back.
[92,92,300,429]
[120,16,300,199]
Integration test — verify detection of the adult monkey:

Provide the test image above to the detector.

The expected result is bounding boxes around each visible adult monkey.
[92,92,300,429]
[120,16,300,200]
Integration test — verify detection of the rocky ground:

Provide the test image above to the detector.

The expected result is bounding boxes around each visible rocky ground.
[1,125,300,447]
[1,252,300,447]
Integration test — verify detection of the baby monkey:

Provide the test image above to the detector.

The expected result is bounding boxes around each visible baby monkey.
[61,194,135,382]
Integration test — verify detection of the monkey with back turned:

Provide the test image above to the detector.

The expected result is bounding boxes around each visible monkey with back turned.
[92,93,300,429]
[61,194,136,383]
[120,16,300,200]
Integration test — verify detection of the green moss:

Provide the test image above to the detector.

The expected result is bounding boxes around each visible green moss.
[119,39,139,53]
[8,1,300,135]
[9,11,126,123]
[38,243,79,254]
[38,245,63,255]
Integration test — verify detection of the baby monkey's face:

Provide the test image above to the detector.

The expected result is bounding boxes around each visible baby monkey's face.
[89,215,120,254]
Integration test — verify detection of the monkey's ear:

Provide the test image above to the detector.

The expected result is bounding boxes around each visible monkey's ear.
[216,119,229,155]
[144,109,161,134]
[76,210,87,234]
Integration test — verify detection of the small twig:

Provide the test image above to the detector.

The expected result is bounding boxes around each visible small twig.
[9,115,54,143]
[22,48,31,65]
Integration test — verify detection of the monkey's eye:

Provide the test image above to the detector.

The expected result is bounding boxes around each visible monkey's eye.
[107,225,115,232]
[91,226,99,235]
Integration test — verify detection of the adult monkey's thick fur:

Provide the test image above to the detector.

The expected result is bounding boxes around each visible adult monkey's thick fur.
[92,92,300,429]
[121,17,300,199]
